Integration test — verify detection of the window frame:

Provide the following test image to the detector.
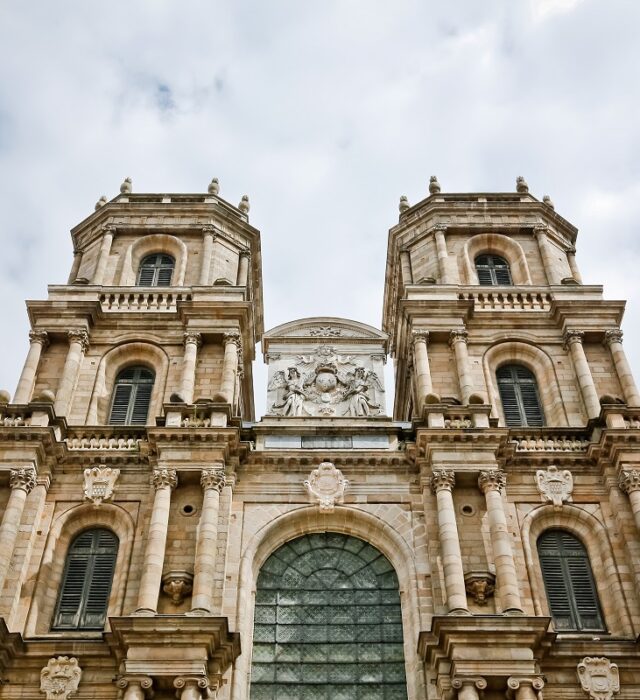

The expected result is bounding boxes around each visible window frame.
[136,252,176,287]
[108,365,155,425]
[496,363,545,427]
[475,253,513,286]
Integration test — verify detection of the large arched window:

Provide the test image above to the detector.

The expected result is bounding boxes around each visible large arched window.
[496,364,544,427]
[53,528,118,630]
[475,253,512,285]
[251,533,407,700]
[109,366,154,425]
[537,529,604,632]
[137,253,175,286]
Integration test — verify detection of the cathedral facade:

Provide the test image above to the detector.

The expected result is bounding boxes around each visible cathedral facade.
[0,176,638,700]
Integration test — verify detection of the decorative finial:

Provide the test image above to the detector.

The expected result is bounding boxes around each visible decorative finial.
[94,195,107,210]
[0,390,10,404]
[543,194,555,209]
[399,195,410,213]
[516,176,529,193]
[208,178,219,195]
[120,177,132,194]
[429,176,441,194]
[238,195,250,214]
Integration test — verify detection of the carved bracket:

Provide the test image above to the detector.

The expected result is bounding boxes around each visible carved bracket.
[162,571,194,605]
[464,571,496,605]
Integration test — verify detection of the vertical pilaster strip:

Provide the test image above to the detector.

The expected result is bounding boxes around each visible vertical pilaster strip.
[564,330,601,420]
[14,331,49,404]
[604,330,640,407]
[478,470,523,613]
[136,468,178,613]
[180,332,202,404]
[0,468,36,593]
[449,328,473,405]
[54,329,89,417]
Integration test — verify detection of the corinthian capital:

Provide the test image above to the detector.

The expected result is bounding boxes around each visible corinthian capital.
[619,469,640,495]
[9,467,37,493]
[449,328,468,348]
[563,329,584,350]
[67,329,90,352]
[478,469,506,494]
[29,330,49,348]
[223,331,242,349]
[151,468,177,491]
[412,330,429,345]
[201,467,226,492]
[604,329,624,347]
[183,332,202,348]
[430,469,455,494]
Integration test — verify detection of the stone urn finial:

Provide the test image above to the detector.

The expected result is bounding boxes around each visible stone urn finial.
[516,175,529,193]
[399,195,410,213]
[543,194,555,209]
[429,175,441,194]
[0,390,11,404]
[120,177,132,194]
[208,177,219,195]
[239,194,250,214]
[94,195,107,210]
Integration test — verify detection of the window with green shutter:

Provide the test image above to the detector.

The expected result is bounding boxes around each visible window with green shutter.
[475,254,513,286]
[109,366,155,425]
[137,253,175,286]
[537,529,605,632]
[53,528,119,630]
[496,364,545,427]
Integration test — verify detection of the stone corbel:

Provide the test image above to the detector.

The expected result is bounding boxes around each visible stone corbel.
[162,571,194,605]
[464,571,495,605]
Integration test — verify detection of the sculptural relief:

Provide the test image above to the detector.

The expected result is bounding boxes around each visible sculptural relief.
[577,657,620,700]
[536,465,573,509]
[40,657,82,700]
[304,461,348,511]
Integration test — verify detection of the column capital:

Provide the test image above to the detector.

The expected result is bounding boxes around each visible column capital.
[116,675,153,692]
[563,328,584,350]
[201,467,226,492]
[174,676,212,693]
[201,224,218,238]
[151,468,177,491]
[478,469,506,494]
[433,223,448,233]
[533,224,549,237]
[101,223,116,236]
[239,248,251,259]
[67,329,90,351]
[507,676,544,698]
[452,677,487,691]
[183,331,202,348]
[604,328,624,347]
[28,329,49,348]
[430,469,455,494]
[223,331,242,348]
[619,469,640,495]
[412,329,429,345]
[449,327,468,348]
[9,467,37,493]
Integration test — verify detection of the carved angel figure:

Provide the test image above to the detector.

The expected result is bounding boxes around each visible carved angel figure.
[342,367,381,417]
[269,367,307,416]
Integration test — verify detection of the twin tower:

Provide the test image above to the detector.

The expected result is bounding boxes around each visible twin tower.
[0,177,638,700]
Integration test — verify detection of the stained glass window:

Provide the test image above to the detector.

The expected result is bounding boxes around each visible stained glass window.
[250,533,408,700]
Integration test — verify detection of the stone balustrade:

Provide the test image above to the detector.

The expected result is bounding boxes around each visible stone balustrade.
[512,435,590,452]
[457,289,552,311]
[99,289,192,312]
[65,429,143,450]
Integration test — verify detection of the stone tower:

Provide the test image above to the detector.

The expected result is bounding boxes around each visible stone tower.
[0,178,638,700]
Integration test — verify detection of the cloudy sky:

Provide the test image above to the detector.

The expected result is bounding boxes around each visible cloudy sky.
[1,0,639,417]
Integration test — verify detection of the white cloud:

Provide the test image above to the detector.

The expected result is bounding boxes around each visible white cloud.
[531,0,585,22]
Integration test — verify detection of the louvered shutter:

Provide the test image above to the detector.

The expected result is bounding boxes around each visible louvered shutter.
[519,382,544,426]
[498,380,522,426]
[497,365,545,427]
[494,263,513,285]
[538,532,574,630]
[109,384,132,424]
[80,531,118,628]
[156,266,173,286]
[476,267,494,286]
[137,265,155,286]
[475,254,513,286]
[130,382,153,424]
[109,367,154,425]
[137,253,175,286]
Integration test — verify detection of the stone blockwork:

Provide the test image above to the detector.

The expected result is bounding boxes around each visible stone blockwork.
[0,181,639,699]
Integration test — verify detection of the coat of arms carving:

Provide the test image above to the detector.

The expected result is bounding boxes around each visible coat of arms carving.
[83,466,119,506]
[40,656,82,700]
[304,462,348,511]
[577,657,620,700]
[535,465,573,509]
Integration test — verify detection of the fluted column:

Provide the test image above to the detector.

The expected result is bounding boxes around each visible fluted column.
[604,330,640,406]
[534,226,560,285]
[478,470,522,613]
[564,330,601,420]
[449,328,473,404]
[413,330,435,411]
[619,469,640,535]
[216,332,241,404]
[434,224,450,283]
[199,226,215,285]
[14,330,49,404]
[191,466,226,613]
[0,468,36,593]
[567,246,582,283]
[236,249,251,287]
[136,468,177,613]
[54,329,89,416]
[93,225,115,285]
[430,470,468,613]
[180,332,202,404]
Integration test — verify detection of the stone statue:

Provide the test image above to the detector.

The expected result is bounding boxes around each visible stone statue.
[269,367,307,416]
[342,367,381,416]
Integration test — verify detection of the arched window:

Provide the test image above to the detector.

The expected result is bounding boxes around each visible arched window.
[475,254,512,285]
[137,253,175,286]
[109,366,154,425]
[537,529,604,632]
[251,533,407,700]
[497,364,544,427]
[53,528,118,630]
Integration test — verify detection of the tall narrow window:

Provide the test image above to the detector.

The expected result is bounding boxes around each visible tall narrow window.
[497,364,544,427]
[137,253,175,286]
[109,366,154,425]
[537,529,604,632]
[251,533,407,700]
[53,528,118,630]
[475,254,512,285]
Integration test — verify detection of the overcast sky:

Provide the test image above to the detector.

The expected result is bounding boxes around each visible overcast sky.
[1,0,639,418]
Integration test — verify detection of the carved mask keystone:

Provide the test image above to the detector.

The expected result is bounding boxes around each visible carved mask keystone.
[304,462,348,512]
[40,657,82,700]
[577,657,620,700]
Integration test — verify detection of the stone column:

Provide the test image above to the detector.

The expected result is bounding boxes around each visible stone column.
[449,328,473,405]
[478,470,523,613]
[507,677,545,700]
[54,329,89,417]
[191,466,226,613]
[567,247,582,283]
[430,470,468,613]
[399,248,413,288]
[452,678,487,700]
[434,224,450,283]
[619,469,640,535]
[14,330,49,404]
[534,226,560,285]
[0,468,36,593]
[93,225,115,285]
[236,249,251,287]
[180,332,202,404]
[136,468,178,613]
[216,332,241,404]
[604,330,640,407]
[117,677,153,700]
[199,226,216,285]
[564,330,601,420]
[174,677,209,700]
[67,251,82,284]
[413,331,435,411]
